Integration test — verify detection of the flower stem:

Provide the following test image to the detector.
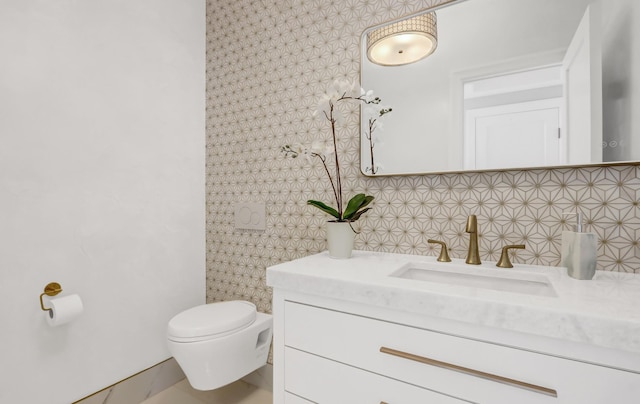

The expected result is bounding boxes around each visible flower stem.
[317,153,340,217]
[328,100,343,220]
[367,117,377,174]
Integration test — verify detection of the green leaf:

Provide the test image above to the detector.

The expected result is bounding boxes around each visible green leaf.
[342,193,366,219]
[307,200,340,219]
[349,207,372,222]
[343,194,375,221]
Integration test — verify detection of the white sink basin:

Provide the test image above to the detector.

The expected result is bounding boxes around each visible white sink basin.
[391,262,557,297]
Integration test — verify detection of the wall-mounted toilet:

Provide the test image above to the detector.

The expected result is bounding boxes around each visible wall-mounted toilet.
[167,300,272,391]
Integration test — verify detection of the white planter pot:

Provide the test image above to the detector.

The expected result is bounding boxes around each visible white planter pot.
[326,221,356,259]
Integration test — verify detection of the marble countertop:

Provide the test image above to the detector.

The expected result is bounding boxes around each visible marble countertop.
[267,250,640,366]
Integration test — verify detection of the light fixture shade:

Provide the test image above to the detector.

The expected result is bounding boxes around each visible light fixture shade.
[367,12,438,66]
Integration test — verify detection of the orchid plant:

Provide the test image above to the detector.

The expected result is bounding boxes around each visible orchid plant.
[282,79,392,222]
[362,91,392,175]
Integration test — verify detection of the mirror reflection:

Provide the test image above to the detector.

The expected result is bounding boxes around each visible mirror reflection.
[360,0,639,175]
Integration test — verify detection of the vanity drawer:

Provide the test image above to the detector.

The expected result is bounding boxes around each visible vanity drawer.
[284,301,640,404]
[284,392,313,404]
[285,347,469,404]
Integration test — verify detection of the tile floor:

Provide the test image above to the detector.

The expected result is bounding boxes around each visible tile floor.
[141,379,272,404]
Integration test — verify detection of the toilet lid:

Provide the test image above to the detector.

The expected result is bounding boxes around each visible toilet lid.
[167,300,257,339]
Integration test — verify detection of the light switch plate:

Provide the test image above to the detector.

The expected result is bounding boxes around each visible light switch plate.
[234,202,266,231]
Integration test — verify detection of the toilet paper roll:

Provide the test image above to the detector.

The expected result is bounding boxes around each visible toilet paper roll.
[46,294,84,327]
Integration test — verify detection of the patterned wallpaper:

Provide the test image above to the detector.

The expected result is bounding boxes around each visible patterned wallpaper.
[205,0,640,311]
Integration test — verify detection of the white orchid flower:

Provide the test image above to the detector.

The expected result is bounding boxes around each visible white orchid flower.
[322,143,336,158]
[313,93,332,119]
[287,140,330,164]
[309,140,326,155]
[315,79,358,120]
[330,79,359,98]
[363,104,378,119]
[315,98,347,125]
[360,87,382,105]
[360,88,377,103]
[310,140,334,158]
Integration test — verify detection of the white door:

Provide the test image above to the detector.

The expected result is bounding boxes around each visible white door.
[465,99,562,170]
[562,4,603,164]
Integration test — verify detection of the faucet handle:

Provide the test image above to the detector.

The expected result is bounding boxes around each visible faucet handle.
[496,244,526,268]
[428,239,451,262]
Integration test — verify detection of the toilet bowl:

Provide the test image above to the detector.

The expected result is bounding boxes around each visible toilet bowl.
[167,300,272,391]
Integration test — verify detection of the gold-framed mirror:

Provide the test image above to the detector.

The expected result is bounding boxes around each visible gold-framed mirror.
[360,0,639,175]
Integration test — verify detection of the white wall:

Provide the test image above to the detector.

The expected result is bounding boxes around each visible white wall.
[0,1,205,402]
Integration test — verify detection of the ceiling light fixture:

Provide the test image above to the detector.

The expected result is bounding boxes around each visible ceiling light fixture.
[367,12,438,66]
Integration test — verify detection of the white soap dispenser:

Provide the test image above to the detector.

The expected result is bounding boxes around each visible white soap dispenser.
[561,212,597,280]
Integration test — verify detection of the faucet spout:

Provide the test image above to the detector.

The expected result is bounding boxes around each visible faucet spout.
[465,215,481,265]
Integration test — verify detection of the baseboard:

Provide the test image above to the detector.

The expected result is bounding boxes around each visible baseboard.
[75,359,272,403]
[74,358,185,404]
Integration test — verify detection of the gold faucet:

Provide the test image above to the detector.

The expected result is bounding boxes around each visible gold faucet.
[496,244,526,268]
[427,239,451,262]
[465,215,481,265]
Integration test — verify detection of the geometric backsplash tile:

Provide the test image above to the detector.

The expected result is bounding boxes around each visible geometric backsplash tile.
[205,0,640,312]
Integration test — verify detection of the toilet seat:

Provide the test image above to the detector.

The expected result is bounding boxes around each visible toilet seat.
[168,300,257,342]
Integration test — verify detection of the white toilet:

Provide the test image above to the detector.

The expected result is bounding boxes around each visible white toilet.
[167,300,272,391]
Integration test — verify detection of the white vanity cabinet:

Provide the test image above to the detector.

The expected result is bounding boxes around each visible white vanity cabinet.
[267,252,640,404]
[275,296,639,404]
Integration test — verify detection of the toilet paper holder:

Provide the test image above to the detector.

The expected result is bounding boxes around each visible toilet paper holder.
[39,282,62,311]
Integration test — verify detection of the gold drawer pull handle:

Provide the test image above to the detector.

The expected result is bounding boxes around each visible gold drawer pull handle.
[380,347,557,398]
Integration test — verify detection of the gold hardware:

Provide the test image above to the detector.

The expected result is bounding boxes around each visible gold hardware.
[496,244,526,268]
[379,347,557,397]
[465,214,481,265]
[40,282,62,311]
[427,239,451,262]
